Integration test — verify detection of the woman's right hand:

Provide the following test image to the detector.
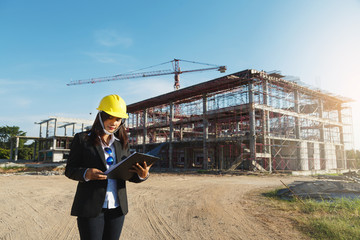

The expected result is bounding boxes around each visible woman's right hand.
[85,168,107,180]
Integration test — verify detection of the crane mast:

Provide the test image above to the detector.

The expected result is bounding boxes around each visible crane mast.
[173,58,180,90]
[67,59,226,90]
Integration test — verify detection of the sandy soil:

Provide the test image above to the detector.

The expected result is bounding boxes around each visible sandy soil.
[0,173,315,240]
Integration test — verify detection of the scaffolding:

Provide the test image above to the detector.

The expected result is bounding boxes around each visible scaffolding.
[127,69,354,172]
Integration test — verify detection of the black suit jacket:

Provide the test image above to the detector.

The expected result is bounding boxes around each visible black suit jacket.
[65,131,143,218]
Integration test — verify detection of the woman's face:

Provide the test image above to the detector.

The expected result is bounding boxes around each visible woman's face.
[103,115,123,133]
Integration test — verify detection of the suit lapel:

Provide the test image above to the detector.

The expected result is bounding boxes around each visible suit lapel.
[95,144,107,167]
[113,140,123,164]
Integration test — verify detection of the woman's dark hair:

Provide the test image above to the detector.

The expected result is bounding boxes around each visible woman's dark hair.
[88,111,128,149]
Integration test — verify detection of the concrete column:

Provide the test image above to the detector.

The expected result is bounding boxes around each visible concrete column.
[46,121,49,138]
[313,142,321,170]
[143,109,148,153]
[318,99,326,170]
[294,90,302,170]
[39,123,42,138]
[249,82,256,169]
[10,138,13,161]
[318,99,325,142]
[136,112,139,128]
[180,126,183,141]
[262,80,271,172]
[52,137,56,149]
[338,107,347,169]
[33,141,37,161]
[299,141,309,170]
[37,140,41,161]
[169,102,174,169]
[72,123,75,136]
[294,90,300,138]
[331,144,337,169]
[203,94,208,169]
[52,137,56,162]
[54,119,57,136]
[135,113,139,145]
[324,143,336,170]
[261,110,266,144]
[152,131,157,143]
[14,137,19,161]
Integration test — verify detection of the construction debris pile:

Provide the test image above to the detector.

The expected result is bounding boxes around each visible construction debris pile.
[0,160,65,176]
[278,171,360,200]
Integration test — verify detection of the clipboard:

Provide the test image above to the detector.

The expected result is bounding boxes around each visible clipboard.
[104,152,159,180]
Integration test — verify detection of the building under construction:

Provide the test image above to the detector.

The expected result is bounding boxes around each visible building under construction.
[10,117,93,162]
[127,69,354,172]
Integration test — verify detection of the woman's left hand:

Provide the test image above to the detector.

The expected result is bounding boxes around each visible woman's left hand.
[129,161,153,179]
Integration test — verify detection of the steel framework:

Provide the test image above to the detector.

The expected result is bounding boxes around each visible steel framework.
[127,69,354,172]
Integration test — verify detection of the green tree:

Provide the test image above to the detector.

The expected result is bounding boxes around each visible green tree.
[0,126,27,149]
[19,147,33,160]
[0,148,10,159]
[0,125,33,160]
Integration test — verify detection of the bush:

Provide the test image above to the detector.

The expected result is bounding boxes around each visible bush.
[0,148,10,159]
[18,147,34,160]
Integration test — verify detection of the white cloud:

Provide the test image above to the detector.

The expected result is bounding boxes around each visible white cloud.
[94,29,133,48]
[84,52,136,65]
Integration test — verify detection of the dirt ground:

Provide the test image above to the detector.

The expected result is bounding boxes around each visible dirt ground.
[0,173,315,240]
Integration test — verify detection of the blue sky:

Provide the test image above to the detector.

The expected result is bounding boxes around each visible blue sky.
[1,0,360,149]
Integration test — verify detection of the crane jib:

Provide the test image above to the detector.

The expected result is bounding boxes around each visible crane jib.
[67,59,226,89]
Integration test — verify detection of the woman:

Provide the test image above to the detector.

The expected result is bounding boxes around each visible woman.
[65,94,151,240]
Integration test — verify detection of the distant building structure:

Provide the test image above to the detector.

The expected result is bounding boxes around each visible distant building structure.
[10,117,92,162]
[126,69,354,172]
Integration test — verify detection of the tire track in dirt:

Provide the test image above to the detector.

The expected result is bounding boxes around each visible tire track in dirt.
[187,186,242,239]
[139,194,181,239]
[171,187,212,240]
[0,212,14,239]
[44,213,77,240]
[2,188,47,239]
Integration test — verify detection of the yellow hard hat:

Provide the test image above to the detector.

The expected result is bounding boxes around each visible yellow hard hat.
[96,94,129,119]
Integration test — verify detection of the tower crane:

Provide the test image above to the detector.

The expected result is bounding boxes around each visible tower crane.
[67,59,226,90]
